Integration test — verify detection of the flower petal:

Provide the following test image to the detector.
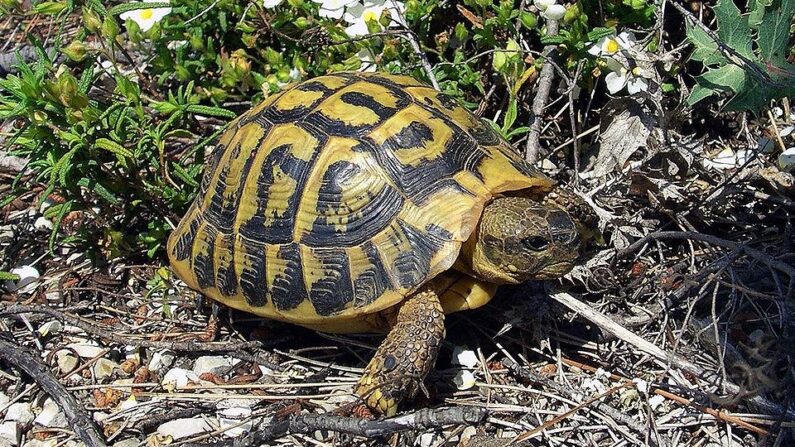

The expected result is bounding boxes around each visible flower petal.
[542,4,566,20]
[605,71,627,94]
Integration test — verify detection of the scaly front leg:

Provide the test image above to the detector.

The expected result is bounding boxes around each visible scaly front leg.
[354,288,445,416]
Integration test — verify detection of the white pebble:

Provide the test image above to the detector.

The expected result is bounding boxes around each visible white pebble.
[451,346,478,368]
[3,403,34,429]
[452,370,476,390]
[33,399,67,428]
[4,266,39,294]
[156,418,213,440]
[162,368,200,389]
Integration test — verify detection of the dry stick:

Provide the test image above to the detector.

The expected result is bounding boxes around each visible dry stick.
[0,335,107,447]
[502,358,661,446]
[183,407,487,447]
[616,231,795,279]
[0,304,280,369]
[547,291,795,421]
[399,27,439,90]
[525,19,560,164]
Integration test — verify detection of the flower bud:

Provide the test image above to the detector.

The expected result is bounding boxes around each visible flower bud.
[82,8,102,33]
[62,40,87,62]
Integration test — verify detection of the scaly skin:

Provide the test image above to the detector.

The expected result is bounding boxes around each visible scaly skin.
[355,194,589,415]
[354,288,445,417]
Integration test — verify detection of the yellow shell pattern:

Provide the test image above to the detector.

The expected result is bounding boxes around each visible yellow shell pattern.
[167,72,552,328]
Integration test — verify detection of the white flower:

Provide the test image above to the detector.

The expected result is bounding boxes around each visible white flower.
[542,4,566,20]
[289,67,301,81]
[603,59,649,94]
[343,0,406,37]
[534,0,556,11]
[262,0,284,8]
[312,0,357,19]
[452,370,476,390]
[356,48,377,72]
[587,31,636,57]
[119,0,172,32]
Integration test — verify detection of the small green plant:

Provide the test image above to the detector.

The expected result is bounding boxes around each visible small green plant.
[687,0,795,112]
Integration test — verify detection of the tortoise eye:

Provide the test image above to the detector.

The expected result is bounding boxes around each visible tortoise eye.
[522,236,549,251]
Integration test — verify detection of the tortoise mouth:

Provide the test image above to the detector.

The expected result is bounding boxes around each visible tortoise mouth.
[530,260,576,280]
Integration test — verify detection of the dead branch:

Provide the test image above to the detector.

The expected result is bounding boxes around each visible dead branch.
[615,231,795,278]
[0,334,107,447]
[548,290,795,421]
[183,407,487,446]
[525,19,560,164]
[0,304,280,369]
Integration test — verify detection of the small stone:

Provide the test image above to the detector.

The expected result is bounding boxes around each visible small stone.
[192,356,232,376]
[156,418,213,440]
[217,407,252,438]
[33,399,68,428]
[3,403,34,429]
[112,439,140,447]
[4,266,39,294]
[147,351,175,372]
[0,422,17,446]
[451,346,478,368]
[452,370,476,390]
[22,440,57,447]
[460,426,477,444]
[162,368,200,390]
[417,432,436,447]
[66,343,106,358]
[33,217,53,231]
[55,351,78,375]
[0,394,9,408]
[37,321,61,337]
[92,358,120,380]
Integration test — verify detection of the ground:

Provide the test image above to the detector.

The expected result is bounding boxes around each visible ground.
[1,0,794,446]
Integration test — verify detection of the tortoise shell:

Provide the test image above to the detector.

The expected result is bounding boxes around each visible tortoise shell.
[167,72,553,328]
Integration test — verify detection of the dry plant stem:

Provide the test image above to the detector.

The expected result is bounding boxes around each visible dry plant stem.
[0,304,279,368]
[0,334,107,447]
[525,19,560,164]
[548,290,795,420]
[400,28,439,90]
[502,357,659,445]
[183,407,487,446]
[616,231,795,279]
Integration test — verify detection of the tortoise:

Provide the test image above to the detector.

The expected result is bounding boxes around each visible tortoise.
[167,72,588,416]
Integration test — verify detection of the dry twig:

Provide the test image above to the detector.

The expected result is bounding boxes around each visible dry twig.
[525,19,560,164]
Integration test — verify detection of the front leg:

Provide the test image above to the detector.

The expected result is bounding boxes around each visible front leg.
[354,288,445,416]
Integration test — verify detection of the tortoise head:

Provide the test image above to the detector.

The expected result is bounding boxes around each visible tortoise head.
[463,196,582,284]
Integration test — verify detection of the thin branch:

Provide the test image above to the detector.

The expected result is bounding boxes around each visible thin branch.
[0,334,107,447]
[184,407,488,446]
[525,19,560,164]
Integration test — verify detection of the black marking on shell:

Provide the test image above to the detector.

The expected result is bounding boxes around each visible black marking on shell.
[356,132,484,204]
[172,210,201,261]
[303,160,404,247]
[193,224,217,290]
[308,248,353,316]
[237,138,322,244]
[261,81,339,123]
[392,220,444,288]
[271,243,307,311]
[426,223,454,242]
[381,121,434,150]
[216,233,238,296]
[353,242,393,308]
[239,244,268,307]
[205,123,270,232]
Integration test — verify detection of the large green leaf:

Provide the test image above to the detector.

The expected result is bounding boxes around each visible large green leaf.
[714,0,753,59]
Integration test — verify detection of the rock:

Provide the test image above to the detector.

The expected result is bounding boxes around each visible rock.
[217,407,252,438]
[37,321,62,337]
[22,440,56,447]
[417,432,436,447]
[33,217,53,231]
[55,351,78,375]
[0,394,8,408]
[0,421,17,446]
[66,343,106,358]
[451,346,478,368]
[33,399,67,428]
[4,266,39,294]
[147,351,175,372]
[3,403,34,429]
[161,368,200,389]
[112,439,140,447]
[92,358,120,380]
[193,356,232,376]
[459,426,477,445]
[156,418,213,440]
[452,370,476,390]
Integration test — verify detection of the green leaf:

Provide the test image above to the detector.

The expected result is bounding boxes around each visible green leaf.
[95,138,134,159]
[47,200,73,253]
[0,271,21,281]
[714,0,753,59]
[748,0,772,27]
[586,27,614,42]
[757,0,795,68]
[109,2,171,15]
[184,104,236,119]
[502,98,518,132]
[697,64,747,92]
[687,21,727,66]
[687,84,719,106]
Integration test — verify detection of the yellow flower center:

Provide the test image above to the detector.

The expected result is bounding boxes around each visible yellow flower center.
[140,9,154,20]
[362,10,378,22]
[631,66,642,76]
[605,38,619,54]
